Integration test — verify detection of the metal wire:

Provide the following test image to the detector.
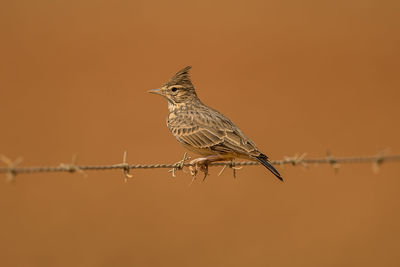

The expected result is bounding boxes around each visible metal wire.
[1,152,399,182]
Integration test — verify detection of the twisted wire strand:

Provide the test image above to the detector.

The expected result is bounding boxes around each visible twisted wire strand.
[0,154,399,176]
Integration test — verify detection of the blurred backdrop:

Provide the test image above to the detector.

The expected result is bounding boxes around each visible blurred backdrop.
[1,0,400,266]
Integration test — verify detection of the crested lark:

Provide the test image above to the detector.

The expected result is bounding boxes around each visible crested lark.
[149,66,283,181]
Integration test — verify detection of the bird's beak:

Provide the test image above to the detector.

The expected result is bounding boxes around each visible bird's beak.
[148,88,162,95]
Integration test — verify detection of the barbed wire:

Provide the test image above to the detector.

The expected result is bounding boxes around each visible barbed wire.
[1,151,399,182]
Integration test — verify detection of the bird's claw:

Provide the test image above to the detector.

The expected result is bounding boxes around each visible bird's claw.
[189,158,209,183]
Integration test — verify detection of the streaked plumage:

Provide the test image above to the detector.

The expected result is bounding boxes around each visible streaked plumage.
[149,66,282,181]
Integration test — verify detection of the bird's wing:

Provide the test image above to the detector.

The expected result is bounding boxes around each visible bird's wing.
[168,108,261,157]
[180,127,225,149]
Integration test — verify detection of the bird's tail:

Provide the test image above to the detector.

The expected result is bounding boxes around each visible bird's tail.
[255,154,283,182]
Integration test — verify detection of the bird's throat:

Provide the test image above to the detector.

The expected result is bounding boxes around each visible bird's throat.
[167,98,202,112]
[167,101,178,112]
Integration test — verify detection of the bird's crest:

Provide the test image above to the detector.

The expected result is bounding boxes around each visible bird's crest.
[165,66,193,88]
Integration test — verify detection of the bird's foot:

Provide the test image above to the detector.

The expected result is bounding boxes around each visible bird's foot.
[189,157,209,183]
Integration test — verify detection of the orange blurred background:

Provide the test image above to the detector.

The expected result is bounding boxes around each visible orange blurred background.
[1,0,400,266]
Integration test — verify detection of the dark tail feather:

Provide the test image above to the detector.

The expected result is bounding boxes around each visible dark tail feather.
[255,154,283,182]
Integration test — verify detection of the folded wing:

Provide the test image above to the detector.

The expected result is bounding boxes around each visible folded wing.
[168,109,261,158]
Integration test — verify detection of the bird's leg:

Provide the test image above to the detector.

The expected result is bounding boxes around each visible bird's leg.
[189,157,208,179]
[189,155,230,182]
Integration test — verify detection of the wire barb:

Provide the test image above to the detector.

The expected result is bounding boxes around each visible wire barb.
[218,160,243,178]
[230,161,243,179]
[168,153,190,177]
[325,151,340,174]
[59,154,87,178]
[371,149,389,174]
[283,153,308,167]
[0,155,23,183]
[114,150,133,182]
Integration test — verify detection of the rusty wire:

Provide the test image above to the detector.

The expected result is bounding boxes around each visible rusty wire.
[1,151,399,182]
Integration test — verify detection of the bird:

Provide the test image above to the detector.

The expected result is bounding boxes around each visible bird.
[148,66,283,181]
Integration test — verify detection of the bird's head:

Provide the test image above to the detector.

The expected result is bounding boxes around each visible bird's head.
[148,66,199,108]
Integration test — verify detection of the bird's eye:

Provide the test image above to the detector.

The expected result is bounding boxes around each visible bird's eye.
[171,87,178,92]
